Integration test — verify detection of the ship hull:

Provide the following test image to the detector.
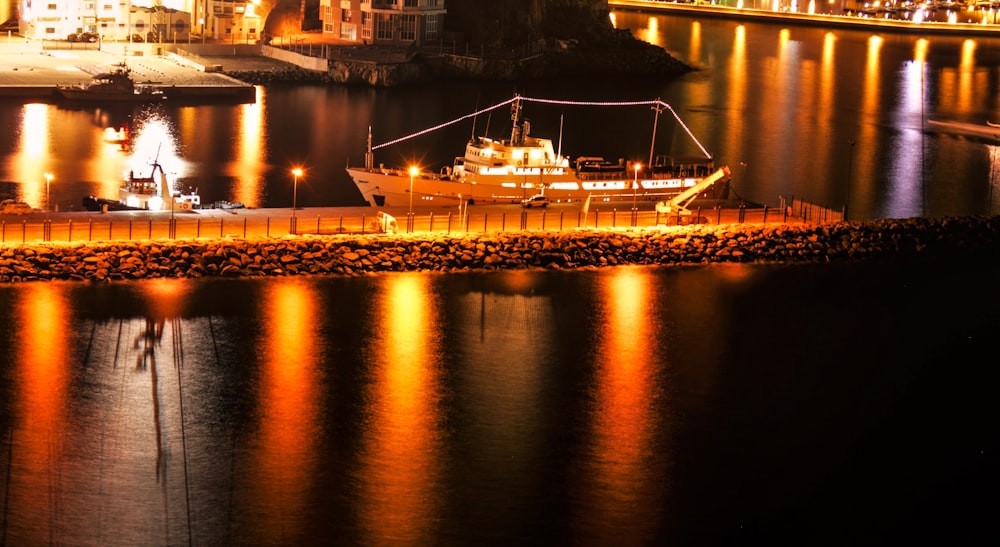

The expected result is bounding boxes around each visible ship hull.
[346,167,727,207]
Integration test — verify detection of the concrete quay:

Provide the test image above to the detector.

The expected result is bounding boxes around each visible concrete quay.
[1,208,997,283]
[0,42,269,101]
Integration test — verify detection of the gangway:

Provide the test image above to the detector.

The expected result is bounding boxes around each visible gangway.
[654,165,732,216]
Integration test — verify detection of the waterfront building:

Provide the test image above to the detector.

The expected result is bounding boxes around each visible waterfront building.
[13,0,263,43]
[320,0,446,45]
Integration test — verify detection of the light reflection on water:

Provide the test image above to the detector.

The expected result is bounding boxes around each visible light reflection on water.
[0,259,996,544]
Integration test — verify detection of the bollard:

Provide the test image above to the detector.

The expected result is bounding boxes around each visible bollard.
[502,212,506,231]
[560,211,564,231]
[339,216,343,232]
[148,219,152,239]
[763,205,769,223]
[612,209,617,227]
[21,220,25,243]
[108,220,112,240]
[542,210,546,230]
[429,212,435,232]
[483,213,487,232]
[129,220,133,240]
[220,219,224,238]
[197,219,201,238]
[68,220,73,242]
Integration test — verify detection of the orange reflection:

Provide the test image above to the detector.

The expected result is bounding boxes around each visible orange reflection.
[358,274,444,543]
[233,87,267,207]
[251,280,321,541]
[11,283,70,542]
[857,35,884,210]
[647,16,662,48]
[689,20,701,64]
[957,39,977,114]
[13,104,50,208]
[725,26,747,182]
[576,268,661,544]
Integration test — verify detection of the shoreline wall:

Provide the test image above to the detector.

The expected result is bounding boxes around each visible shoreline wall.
[2,216,998,283]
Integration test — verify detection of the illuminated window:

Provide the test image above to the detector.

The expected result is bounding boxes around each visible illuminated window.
[47,4,56,9]
[400,14,415,41]
[425,13,439,40]
[375,13,393,40]
[342,9,351,22]
[361,12,372,40]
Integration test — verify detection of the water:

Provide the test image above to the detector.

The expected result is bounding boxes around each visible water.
[1,255,997,545]
[4,11,1000,218]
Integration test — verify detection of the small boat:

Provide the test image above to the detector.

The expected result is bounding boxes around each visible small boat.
[57,62,166,103]
[83,154,200,212]
[927,118,1000,141]
[346,94,730,207]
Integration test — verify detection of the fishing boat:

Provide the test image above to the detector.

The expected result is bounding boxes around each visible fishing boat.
[345,95,730,207]
[82,155,199,212]
[57,62,166,103]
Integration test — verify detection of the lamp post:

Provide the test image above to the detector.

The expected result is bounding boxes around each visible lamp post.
[632,162,641,226]
[409,165,418,231]
[291,167,303,217]
[44,173,53,212]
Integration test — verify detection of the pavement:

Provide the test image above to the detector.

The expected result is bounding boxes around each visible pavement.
[0,40,294,91]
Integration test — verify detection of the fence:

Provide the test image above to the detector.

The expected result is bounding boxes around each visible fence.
[1,200,845,246]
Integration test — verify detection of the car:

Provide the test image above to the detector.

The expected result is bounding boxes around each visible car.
[0,199,34,215]
[521,194,549,208]
[129,33,144,43]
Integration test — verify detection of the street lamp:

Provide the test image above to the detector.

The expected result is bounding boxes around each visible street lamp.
[632,162,641,226]
[44,173,53,212]
[408,165,418,229]
[291,167,303,218]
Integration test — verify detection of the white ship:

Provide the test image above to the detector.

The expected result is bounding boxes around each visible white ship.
[346,95,730,207]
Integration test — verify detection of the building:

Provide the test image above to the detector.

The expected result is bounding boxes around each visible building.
[320,0,446,45]
[15,0,262,43]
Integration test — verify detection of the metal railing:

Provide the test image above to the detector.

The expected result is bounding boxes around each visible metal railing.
[0,202,833,246]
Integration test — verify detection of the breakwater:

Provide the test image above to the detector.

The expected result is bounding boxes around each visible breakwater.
[2,216,998,283]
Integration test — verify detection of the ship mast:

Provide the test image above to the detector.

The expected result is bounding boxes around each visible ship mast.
[510,95,522,144]
[365,126,373,170]
[649,99,665,167]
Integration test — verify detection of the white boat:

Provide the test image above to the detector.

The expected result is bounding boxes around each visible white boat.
[118,160,200,211]
[346,95,730,207]
[927,119,1000,141]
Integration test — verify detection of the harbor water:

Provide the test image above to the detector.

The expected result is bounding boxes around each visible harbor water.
[1,11,998,545]
[1,256,997,545]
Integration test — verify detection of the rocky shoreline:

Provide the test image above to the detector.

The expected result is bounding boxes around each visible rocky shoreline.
[2,217,998,283]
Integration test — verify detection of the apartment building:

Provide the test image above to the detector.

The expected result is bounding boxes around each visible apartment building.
[320,0,446,45]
